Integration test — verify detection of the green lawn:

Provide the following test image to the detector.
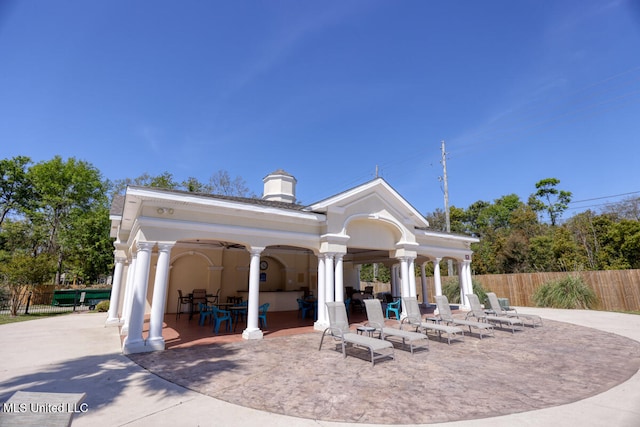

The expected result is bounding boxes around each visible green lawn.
[0,311,73,325]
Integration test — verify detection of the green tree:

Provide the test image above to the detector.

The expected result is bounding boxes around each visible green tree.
[550,226,588,271]
[61,203,114,283]
[0,252,56,316]
[111,171,179,196]
[528,232,555,271]
[476,194,523,233]
[27,156,108,284]
[464,200,491,237]
[182,176,210,193]
[601,219,640,269]
[0,156,33,227]
[148,171,179,189]
[496,231,530,273]
[360,263,391,283]
[464,195,525,274]
[529,178,572,226]
[425,206,467,234]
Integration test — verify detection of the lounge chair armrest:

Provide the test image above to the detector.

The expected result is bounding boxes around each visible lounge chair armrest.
[327,326,347,338]
[367,321,384,331]
[400,316,419,329]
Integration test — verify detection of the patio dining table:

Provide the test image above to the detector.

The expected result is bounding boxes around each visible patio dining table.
[229,305,247,332]
[214,302,234,308]
[188,293,217,320]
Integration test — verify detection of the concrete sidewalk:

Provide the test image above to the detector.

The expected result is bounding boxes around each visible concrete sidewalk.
[0,308,639,426]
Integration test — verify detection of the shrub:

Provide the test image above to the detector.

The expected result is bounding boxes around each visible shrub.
[95,300,109,312]
[533,275,597,309]
[442,278,488,306]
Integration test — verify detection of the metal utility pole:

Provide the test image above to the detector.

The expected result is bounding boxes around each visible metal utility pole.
[440,140,454,276]
[441,141,451,235]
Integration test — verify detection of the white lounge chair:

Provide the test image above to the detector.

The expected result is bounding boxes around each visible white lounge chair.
[363,298,429,354]
[465,293,523,333]
[401,297,465,345]
[486,292,543,327]
[319,301,395,365]
[435,295,495,339]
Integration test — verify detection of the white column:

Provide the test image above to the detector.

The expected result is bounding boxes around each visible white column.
[314,254,326,329]
[433,258,443,297]
[391,264,399,297]
[420,262,428,306]
[120,252,137,335]
[355,265,361,291]
[325,253,335,303]
[400,257,410,297]
[465,259,473,295]
[458,260,470,307]
[106,256,126,326]
[399,257,410,318]
[123,241,154,354]
[243,247,264,340]
[334,254,344,302]
[147,243,174,350]
[390,265,396,296]
[408,257,417,298]
[461,259,473,307]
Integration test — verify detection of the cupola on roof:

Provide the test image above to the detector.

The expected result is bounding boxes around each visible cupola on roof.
[262,169,297,203]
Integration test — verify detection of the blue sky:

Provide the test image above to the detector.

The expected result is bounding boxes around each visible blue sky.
[1,1,639,217]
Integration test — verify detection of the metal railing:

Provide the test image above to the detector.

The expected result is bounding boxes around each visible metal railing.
[0,290,109,316]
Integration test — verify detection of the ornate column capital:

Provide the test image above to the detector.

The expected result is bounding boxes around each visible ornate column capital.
[320,252,335,261]
[136,241,155,252]
[249,247,265,257]
[157,242,175,253]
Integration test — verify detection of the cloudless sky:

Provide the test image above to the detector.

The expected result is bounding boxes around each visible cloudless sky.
[1,1,639,217]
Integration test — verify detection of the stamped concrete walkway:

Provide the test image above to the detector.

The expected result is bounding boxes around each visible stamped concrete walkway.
[1,308,640,426]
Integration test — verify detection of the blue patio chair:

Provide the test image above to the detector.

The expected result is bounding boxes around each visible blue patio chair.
[386,299,401,319]
[211,305,232,334]
[198,303,214,326]
[258,303,270,328]
[297,298,314,319]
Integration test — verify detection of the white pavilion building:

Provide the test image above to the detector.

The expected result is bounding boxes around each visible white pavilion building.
[106,169,478,354]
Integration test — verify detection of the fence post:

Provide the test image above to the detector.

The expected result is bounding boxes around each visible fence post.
[25,291,32,315]
[73,289,79,312]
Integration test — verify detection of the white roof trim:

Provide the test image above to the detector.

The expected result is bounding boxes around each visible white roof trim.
[305,178,429,228]
[123,187,325,221]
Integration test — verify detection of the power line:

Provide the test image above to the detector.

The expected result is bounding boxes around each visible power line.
[569,190,640,204]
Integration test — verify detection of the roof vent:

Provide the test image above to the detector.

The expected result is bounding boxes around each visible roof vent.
[262,169,296,203]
